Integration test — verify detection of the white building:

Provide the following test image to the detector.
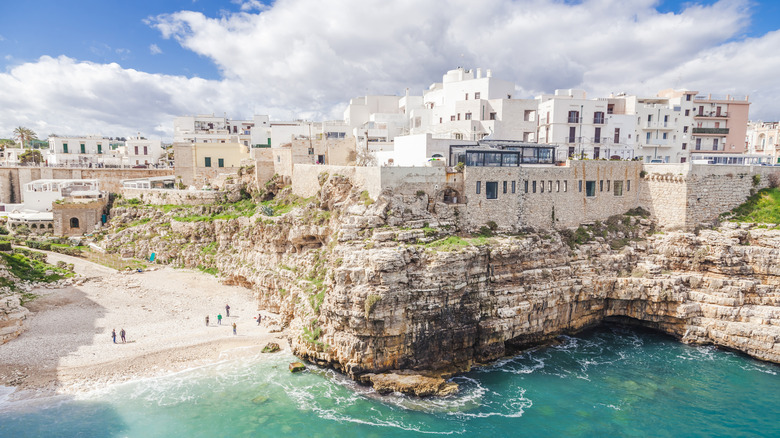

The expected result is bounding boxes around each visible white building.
[125,137,165,166]
[746,121,780,164]
[3,179,104,233]
[46,135,164,167]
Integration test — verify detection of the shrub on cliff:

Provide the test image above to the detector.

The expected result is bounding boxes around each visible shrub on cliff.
[723,188,780,224]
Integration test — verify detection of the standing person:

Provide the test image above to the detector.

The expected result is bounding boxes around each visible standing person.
[257,313,262,326]
[120,328,126,343]
[225,304,230,318]
[232,322,237,335]
[205,315,210,326]
[111,329,117,344]
[217,313,222,325]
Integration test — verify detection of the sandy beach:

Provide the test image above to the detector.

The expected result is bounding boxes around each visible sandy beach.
[0,252,288,398]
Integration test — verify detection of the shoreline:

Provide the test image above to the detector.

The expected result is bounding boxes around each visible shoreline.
[0,251,290,401]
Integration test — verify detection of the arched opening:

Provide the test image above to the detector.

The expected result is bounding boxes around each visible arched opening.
[442,188,461,204]
[48,223,53,229]
[31,223,37,229]
[69,217,80,229]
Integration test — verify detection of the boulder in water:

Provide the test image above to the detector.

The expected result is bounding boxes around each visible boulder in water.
[289,362,305,373]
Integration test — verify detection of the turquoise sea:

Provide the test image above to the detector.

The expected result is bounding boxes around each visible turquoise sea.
[1,325,778,437]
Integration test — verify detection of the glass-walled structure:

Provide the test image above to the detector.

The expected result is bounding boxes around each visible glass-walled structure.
[449,141,556,167]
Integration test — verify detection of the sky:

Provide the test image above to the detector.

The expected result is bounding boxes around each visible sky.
[1,0,779,141]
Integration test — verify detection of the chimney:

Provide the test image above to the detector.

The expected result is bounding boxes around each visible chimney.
[486,69,492,78]
[477,68,482,79]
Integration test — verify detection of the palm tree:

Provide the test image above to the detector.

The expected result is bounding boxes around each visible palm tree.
[13,126,38,148]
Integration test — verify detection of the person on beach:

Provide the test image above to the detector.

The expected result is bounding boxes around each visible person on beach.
[112,329,117,344]
[206,315,210,326]
[232,322,237,335]
[217,313,222,325]
[225,304,230,317]
[120,328,126,343]
[257,313,262,326]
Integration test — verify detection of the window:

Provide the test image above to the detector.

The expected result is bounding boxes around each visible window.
[143,146,148,155]
[683,126,688,133]
[607,180,611,192]
[568,127,576,143]
[662,133,668,140]
[594,111,605,124]
[308,147,314,155]
[524,180,529,193]
[454,133,463,140]
[533,181,537,193]
[686,94,692,101]
[451,115,456,121]
[682,143,687,150]
[97,144,102,154]
[713,139,719,150]
[465,113,472,120]
[512,181,516,194]
[69,217,80,228]
[614,181,624,196]
[457,114,461,121]
[465,93,469,100]
[563,181,568,192]
[681,157,687,163]
[585,181,596,197]
[568,111,579,123]
[648,114,652,122]
[627,180,631,191]
[486,182,498,199]
[579,180,583,192]
[594,147,600,159]
[218,158,225,168]
[80,143,86,154]
[548,181,552,192]
[204,157,212,167]
[439,117,442,123]
[600,180,604,192]
[594,127,601,143]
[63,143,68,153]
[685,109,690,116]
[474,92,481,99]
[556,180,560,192]
[614,128,620,144]
[503,181,507,194]
[490,112,497,120]
[696,138,702,150]
[646,132,651,142]
[476,181,481,194]
[134,146,139,155]
[540,181,545,193]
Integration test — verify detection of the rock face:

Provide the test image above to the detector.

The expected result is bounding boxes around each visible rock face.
[0,294,29,345]
[101,176,780,392]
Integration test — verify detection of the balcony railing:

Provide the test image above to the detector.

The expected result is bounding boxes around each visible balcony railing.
[692,127,729,135]
[593,117,605,124]
[568,117,580,123]
[695,111,728,118]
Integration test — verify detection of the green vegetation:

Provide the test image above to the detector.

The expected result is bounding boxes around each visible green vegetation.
[722,188,780,224]
[423,235,490,251]
[302,319,327,349]
[753,174,761,187]
[364,294,381,319]
[197,265,219,276]
[360,190,374,206]
[259,195,312,217]
[174,198,258,222]
[0,250,73,294]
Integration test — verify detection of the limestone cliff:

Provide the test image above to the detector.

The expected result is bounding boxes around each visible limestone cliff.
[102,175,780,392]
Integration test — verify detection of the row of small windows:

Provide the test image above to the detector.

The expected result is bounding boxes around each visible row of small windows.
[476,179,631,199]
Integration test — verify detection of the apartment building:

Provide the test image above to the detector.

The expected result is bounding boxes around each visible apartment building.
[747,121,780,163]
[537,89,635,160]
[689,93,750,156]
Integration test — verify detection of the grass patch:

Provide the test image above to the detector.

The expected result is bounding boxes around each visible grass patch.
[0,252,73,288]
[723,188,780,224]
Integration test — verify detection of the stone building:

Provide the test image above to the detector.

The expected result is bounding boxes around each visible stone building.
[53,197,108,237]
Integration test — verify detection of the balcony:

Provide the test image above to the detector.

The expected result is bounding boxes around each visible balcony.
[646,138,670,146]
[593,117,605,125]
[643,122,675,130]
[694,111,728,119]
[567,116,580,124]
[692,127,729,135]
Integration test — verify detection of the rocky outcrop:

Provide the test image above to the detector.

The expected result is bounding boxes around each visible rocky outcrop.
[101,176,780,395]
[1,294,29,345]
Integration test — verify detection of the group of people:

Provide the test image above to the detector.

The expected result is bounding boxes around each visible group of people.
[111,328,126,343]
[203,304,252,335]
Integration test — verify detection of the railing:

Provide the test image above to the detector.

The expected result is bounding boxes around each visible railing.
[692,127,729,135]
[593,118,605,124]
[694,111,728,118]
[567,117,580,123]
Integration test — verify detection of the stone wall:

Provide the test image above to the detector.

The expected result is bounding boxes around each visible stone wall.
[0,167,174,203]
[120,188,224,206]
[462,161,643,231]
[292,165,381,198]
[640,164,779,229]
[53,199,108,236]
[0,294,28,345]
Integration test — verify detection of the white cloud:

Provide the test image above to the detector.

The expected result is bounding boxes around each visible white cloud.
[150,43,163,55]
[2,0,780,140]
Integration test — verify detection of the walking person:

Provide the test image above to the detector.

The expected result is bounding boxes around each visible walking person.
[205,315,210,326]
[232,322,237,335]
[217,313,222,325]
[225,304,230,318]
[257,313,262,326]
[120,328,126,343]
[111,329,117,344]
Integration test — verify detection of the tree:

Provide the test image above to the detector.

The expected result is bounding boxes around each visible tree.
[13,126,38,148]
[19,149,43,164]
